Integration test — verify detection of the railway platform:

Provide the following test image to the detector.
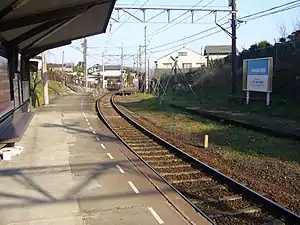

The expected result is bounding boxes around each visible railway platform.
[171,104,300,142]
[0,92,210,225]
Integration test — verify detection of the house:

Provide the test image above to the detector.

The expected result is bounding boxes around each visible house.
[47,63,74,73]
[203,45,232,63]
[155,47,206,70]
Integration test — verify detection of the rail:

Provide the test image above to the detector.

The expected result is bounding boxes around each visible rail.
[96,92,300,225]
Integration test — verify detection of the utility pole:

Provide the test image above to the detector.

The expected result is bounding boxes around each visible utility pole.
[231,0,237,94]
[83,38,88,92]
[136,47,139,73]
[42,52,49,105]
[62,50,65,84]
[138,45,142,74]
[147,57,150,93]
[144,26,148,93]
[102,52,105,89]
[120,42,124,88]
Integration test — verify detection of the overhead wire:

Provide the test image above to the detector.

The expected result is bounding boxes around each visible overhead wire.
[147,0,209,37]
[150,28,228,54]
[115,0,140,21]
[103,1,142,56]
[111,0,151,35]
[149,0,300,53]
[241,2,300,22]
[239,0,300,20]
[69,45,102,65]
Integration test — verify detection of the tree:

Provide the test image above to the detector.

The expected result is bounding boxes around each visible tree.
[277,22,288,38]
[293,17,300,31]
[72,65,84,77]
[257,40,272,48]
[249,43,258,51]
[277,22,288,42]
[30,72,41,107]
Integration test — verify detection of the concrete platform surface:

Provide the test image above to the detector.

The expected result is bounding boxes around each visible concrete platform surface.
[0,93,211,225]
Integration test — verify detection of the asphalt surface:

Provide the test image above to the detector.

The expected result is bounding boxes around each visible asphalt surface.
[0,92,211,225]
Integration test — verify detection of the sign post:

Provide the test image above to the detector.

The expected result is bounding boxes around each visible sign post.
[242,57,273,106]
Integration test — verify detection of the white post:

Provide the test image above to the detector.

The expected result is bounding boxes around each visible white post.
[83,38,88,92]
[246,90,249,104]
[102,52,105,89]
[266,92,270,106]
[42,52,49,105]
[144,26,148,93]
[121,42,124,88]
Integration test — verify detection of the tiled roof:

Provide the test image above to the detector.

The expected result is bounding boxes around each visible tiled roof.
[204,45,232,55]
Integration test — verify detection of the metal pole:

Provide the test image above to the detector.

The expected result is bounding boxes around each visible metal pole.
[102,52,105,89]
[144,26,148,93]
[155,61,159,96]
[139,45,142,74]
[121,42,124,88]
[148,57,150,93]
[42,52,49,105]
[62,50,65,85]
[83,38,88,92]
[136,46,139,73]
[231,0,237,94]
[139,45,142,90]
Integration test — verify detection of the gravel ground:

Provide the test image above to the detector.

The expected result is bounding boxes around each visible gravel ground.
[115,95,300,215]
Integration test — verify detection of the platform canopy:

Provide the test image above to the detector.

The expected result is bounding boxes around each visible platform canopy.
[0,0,116,57]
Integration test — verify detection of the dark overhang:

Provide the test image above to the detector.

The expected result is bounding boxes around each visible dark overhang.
[0,0,116,56]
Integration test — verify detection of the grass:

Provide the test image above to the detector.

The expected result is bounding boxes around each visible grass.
[31,80,69,108]
[121,94,300,164]
[159,88,300,121]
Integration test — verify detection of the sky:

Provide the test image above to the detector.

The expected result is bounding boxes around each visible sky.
[48,0,300,69]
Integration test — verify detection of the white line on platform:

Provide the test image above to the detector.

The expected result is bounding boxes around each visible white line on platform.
[128,181,139,194]
[101,144,106,149]
[106,152,113,159]
[92,131,96,134]
[96,137,101,141]
[116,165,125,173]
[89,126,93,130]
[147,207,164,224]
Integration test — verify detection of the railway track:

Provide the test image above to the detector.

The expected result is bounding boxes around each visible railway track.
[96,93,300,225]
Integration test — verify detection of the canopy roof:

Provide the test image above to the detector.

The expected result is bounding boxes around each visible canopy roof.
[0,0,116,57]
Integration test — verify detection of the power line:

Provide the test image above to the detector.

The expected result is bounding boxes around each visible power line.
[116,4,229,8]
[104,1,141,56]
[105,20,215,24]
[150,28,227,54]
[69,45,102,63]
[116,0,140,21]
[148,21,226,51]
[239,0,300,20]
[111,0,151,35]
[242,2,300,22]
[148,0,300,52]
[148,0,208,37]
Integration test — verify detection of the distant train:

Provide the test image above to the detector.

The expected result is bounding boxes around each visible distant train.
[106,83,121,91]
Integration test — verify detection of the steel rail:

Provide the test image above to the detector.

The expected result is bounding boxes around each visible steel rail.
[98,92,300,224]
[95,92,215,224]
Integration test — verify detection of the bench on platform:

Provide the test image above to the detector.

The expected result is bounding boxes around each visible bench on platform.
[0,103,34,146]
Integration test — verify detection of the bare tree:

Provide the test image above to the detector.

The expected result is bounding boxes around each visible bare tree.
[277,22,288,39]
[294,17,300,30]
